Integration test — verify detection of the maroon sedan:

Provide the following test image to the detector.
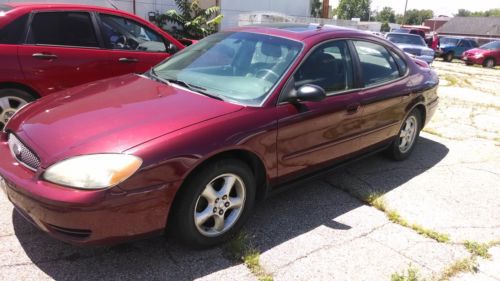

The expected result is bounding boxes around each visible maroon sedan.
[0,24,439,247]
[0,3,185,130]
[462,41,500,68]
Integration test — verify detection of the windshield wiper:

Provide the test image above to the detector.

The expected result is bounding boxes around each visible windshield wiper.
[166,79,224,101]
[147,70,224,101]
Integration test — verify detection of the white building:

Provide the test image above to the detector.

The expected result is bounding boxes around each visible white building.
[0,0,312,29]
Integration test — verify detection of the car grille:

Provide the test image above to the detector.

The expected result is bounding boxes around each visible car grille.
[7,134,41,171]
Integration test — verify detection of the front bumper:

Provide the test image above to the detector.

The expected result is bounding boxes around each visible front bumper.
[462,55,484,65]
[0,132,178,246]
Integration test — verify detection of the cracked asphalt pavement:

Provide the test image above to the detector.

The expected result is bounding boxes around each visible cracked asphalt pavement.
[0,61,499,280]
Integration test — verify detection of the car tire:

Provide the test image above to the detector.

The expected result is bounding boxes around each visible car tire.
[444,52,454,62]
[386,109,421,161]
[465,61,473,66]
[0,88,35,131]
[483,58,495,68]
[171,158,256,248]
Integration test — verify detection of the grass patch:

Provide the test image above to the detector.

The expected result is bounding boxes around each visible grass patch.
[464,241,491,259]
[226,232,273,281]
[438,257,478,281]
[391,265,423,281]
[442,74,458,86]
[365,194,450,243]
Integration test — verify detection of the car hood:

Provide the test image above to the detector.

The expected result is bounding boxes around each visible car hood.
[396,43,431,51]
[8,74,243,167]
[463,48,489,56]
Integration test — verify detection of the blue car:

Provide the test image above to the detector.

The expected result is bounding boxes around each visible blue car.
[386,33,435,64]
[437,37,478,62]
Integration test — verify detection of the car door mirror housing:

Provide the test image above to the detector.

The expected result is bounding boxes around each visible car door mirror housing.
[288,84,326,103]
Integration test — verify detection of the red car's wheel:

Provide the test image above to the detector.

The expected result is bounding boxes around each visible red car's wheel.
[386,109,421,161]
[483,58,496,68]
[0,89,35,131]
[171,159,256,248]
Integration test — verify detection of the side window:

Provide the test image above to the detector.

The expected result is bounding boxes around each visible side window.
[294,40,354,93]
[353,41,399,87]
[0,14,28,44]
[390,50,408,76]
[99,14,175,53]
[30,12,98,47]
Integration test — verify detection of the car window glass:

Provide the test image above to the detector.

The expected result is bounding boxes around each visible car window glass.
[294,40,354,93]
[353,41,400,87]
[30,12,98,47]
[99,14,174,53]
[0,14,28,44]
[390,50,407,76]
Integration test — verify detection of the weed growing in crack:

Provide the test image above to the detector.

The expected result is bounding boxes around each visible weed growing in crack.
[464,241,491,259]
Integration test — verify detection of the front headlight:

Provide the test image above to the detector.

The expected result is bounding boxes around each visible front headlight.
[43,154,142,189]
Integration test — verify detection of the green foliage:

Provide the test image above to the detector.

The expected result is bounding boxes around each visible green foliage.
[310,0,322,18]
[402,9,433,25]
[455,8,500,17]
[152,0,222,39]
[380,21,391,32]
[391,265,422,281]
[226,233,273,281]
[336,0,371,21]
[376,6,396,23]
[464,241,491,259]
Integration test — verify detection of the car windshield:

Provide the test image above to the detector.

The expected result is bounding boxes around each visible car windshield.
[440,37,459,46]
[387,34,425,46]
[480,41,500,50]
[153,31,302,106]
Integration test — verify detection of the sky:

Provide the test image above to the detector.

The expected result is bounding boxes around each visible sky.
[329,0,500,17]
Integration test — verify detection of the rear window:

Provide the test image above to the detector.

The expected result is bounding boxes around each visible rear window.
[0,14,28,44]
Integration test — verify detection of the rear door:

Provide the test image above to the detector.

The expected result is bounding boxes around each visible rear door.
[351,40,413,151]
[17,11,125,95]
[96,13,179,73]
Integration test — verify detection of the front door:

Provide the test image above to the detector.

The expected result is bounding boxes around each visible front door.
[277,40,363,179]
[97,13,178,74]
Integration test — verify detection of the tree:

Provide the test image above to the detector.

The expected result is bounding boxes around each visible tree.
[455,8,500,17]
[310,0,322,18]
[376,6,396,23]
[403,9,433,25]
[456,9,471,17]
[380,21,390,32]
[336,0,371,21]
[153,0,223,39]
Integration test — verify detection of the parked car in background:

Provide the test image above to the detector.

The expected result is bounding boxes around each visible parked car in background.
[436,37,478,62]
[0,24,439,247]
[391,28,426,39]
[386,33,435,64]
[462,40,500,68]
[0,3,185,130]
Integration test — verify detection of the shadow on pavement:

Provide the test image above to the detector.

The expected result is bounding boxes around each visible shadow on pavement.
[13,136,449,280]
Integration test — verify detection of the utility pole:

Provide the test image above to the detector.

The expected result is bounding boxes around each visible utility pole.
[402,0,408,25]
[322,0,330,18]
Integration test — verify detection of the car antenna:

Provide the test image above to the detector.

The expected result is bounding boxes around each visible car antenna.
[317,22,325,30]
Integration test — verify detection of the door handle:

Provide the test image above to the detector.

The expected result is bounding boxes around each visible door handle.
[118,58,139,63]
[32,53,58,60]
[346,103,360,114]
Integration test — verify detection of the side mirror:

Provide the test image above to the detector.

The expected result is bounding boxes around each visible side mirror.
[290,84,326,102]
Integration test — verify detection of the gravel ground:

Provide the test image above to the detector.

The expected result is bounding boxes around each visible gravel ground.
[0,60,498,281]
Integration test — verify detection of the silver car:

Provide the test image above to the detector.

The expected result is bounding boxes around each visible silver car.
[386,33,435,64]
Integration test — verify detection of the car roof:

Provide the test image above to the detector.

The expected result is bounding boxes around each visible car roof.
[387,32,421,38]
[4,2,127,15]
[226,23,367,41]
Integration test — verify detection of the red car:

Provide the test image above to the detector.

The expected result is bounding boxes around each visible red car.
[0,3,185,130]
[462,41,500,68]
[0,24,439,247]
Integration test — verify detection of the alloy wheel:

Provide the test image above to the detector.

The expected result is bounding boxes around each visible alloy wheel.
[194,173,246,237]
[398,115,418,153]
[0,96,28,131]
